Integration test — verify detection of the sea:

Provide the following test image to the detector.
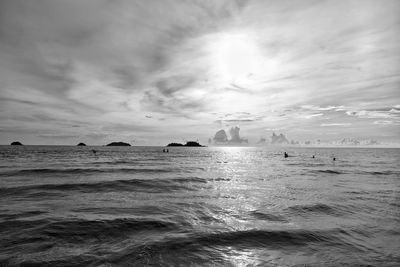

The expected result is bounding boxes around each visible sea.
[0,145,399,266]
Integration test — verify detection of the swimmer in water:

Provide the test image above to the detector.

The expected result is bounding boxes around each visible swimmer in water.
[333,157,336,161]
[284,152,288,158]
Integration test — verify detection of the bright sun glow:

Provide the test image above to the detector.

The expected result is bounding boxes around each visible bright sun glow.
[211,32,264,85]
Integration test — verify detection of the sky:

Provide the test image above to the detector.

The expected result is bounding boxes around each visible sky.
[0,0,399,145]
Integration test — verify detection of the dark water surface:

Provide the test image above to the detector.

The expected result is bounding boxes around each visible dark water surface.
[0,146,399,266]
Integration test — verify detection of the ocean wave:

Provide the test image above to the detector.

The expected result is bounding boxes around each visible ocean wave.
[389,202,400,208]
[357,170,400,176]
[1,227,351,266]
[104,228,357,266]
[70,206,174,216]
[0,210,46,221]
[89,159,171,165]
[249,210,289,222]
[310,169,399,176]
[0,221,385,266]
[188,228,347,247]
[0,167,176,177]
[0,177,209,197]
[285,203,348,216]
[0,255,100,267]
[0,218,178,247]
[310,169,345,174]
[211,177,231,181]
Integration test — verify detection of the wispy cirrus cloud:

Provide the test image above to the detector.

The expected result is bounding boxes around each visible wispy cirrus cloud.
[321,123,351,127]
[373,121,393,125]
[300,105,346,112]
[346,108,400,119]
[302,113,324,119]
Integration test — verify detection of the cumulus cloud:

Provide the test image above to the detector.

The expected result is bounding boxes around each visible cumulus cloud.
[212,126,247,144]
[229,126,244,143]
[271,133,289,144]
[213,129,228,143]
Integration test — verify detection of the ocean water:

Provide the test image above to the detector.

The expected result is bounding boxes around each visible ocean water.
[0,146,399,266]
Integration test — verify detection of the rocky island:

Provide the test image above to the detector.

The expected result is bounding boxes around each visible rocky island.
[106,142,131,146]
[10,141,23,146]
[167,141,205,147]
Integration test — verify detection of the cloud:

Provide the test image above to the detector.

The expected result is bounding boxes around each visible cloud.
[215,112,261,123]
[346,109,400,119]
[373,120,393,125]
[321,123,351,127]
[37,134,80,139]
[212,126,248,144]
[301,105,345,111]
[229,126,243,143]
[213,129,228,143]
[303,113,324,119]
[0,0,399,144]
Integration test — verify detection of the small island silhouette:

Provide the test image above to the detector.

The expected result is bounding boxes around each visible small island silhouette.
[167,141,205,147]
[77,143,86,146]
[11,141,23,146]
[106,142,131,146]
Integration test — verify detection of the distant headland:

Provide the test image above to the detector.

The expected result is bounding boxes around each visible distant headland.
[106,142,131,146]
[10,141,23,146]
[77,143,86,146]
[167,141,205,147]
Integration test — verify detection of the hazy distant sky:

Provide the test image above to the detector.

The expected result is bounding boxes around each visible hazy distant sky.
[0,0,399,145]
